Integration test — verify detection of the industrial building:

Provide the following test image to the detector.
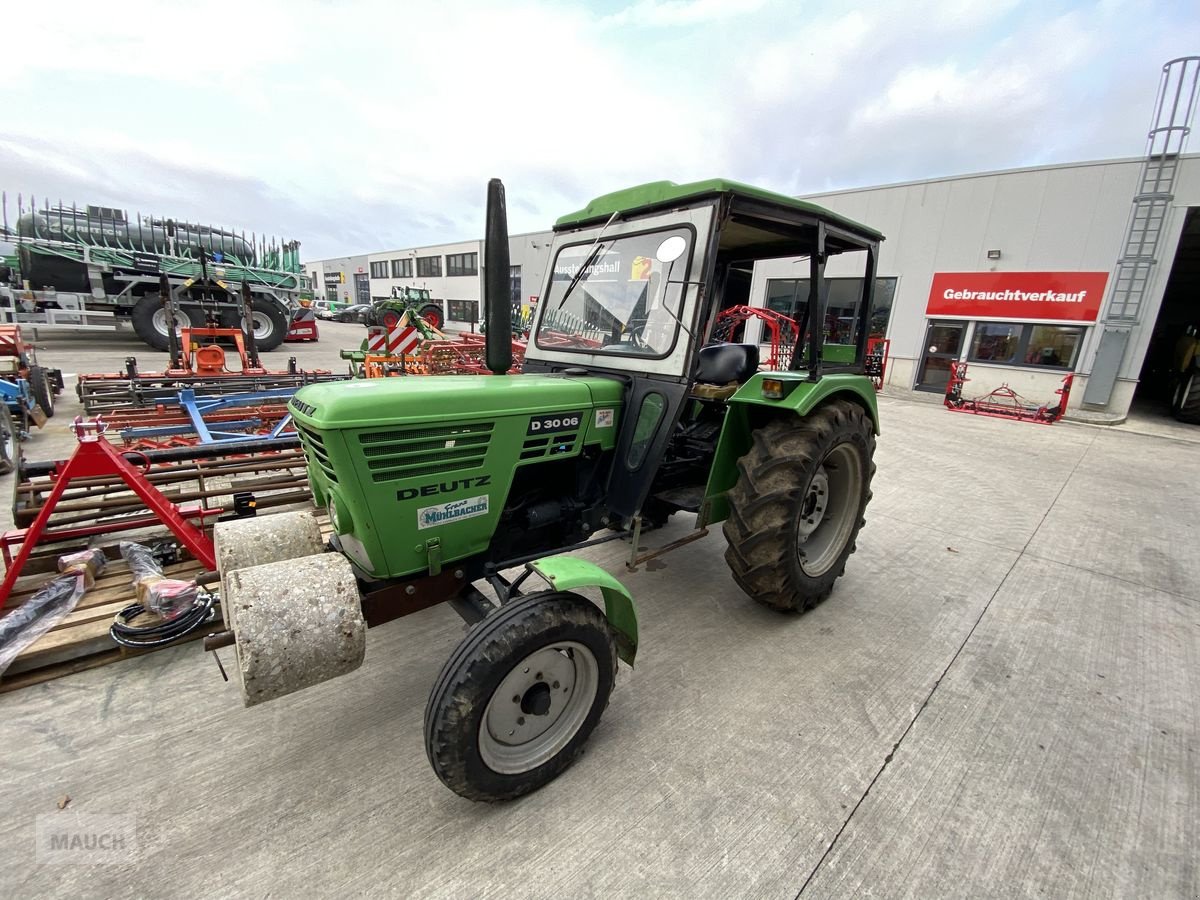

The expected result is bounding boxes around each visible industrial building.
[305,232,554,324]
[785,153,1200,422]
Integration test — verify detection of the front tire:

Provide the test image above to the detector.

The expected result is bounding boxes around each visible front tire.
[425,591,617,802]
[723,400,876,612]
[130,296,194,351]
[418,304,444,330]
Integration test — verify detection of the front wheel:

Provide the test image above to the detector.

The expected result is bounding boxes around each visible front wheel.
[418,304,444,330]
[723,400,876,612]
[425,591,617,802]
[130,296,196,351]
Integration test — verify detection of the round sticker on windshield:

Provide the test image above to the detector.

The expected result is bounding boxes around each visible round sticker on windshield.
[655,235,687,263]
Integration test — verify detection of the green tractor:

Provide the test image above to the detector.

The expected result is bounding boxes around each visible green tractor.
[368,285,447,331]
[211,178,884,801]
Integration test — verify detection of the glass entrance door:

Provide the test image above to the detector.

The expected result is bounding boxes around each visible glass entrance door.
[916,321,965,392]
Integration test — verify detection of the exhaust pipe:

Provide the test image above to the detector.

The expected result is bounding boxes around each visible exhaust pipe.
[484,178,512,376]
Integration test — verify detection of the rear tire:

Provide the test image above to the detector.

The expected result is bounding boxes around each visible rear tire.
[723,400,875,612]
[425,591,617,802]
[1175,369,1200,424]
[28,366,54,418]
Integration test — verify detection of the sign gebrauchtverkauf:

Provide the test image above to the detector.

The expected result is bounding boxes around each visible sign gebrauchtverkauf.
[926,272,1109,322]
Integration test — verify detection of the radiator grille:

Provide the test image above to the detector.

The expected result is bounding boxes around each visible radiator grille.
[357,422,494,483]
[519,429,580,461]
[296,423,338,483]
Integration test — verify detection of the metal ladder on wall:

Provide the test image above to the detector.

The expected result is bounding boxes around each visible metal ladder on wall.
[1083,57,1200,407]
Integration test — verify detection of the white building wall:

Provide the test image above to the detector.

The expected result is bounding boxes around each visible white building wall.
[367,239,482,317]
[776,155,1200,417]
[305,255,370,306]
[309,230,555,325]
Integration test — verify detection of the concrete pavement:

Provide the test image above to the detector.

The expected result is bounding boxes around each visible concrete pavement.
[0,328,1196,898]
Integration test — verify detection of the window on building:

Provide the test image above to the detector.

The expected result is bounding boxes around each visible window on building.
[417,255,442,278]
[369,261,388,279]
[764,276,898,346]
[446,252,478,277]
[391,258,412,278]
[447,299,480,322]
[510,265,522,308]
[970,322,1022,363]
[967,322,1083,369]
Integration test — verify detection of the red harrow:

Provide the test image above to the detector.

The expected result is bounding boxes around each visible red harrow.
[944,361,1073,425]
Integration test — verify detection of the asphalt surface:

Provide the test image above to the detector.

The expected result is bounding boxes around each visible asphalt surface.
[0,322,1197,898]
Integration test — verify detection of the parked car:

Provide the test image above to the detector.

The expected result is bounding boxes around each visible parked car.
[331,304,371,323]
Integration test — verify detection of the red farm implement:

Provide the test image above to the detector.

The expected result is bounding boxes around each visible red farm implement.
[944,361,1074,425]
[343,327,526,378]
[711,306,798,370]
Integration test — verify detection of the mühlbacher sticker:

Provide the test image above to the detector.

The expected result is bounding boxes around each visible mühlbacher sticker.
[418,495,489,529]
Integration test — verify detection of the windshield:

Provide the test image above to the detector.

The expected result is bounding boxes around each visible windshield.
[535,227,693,357]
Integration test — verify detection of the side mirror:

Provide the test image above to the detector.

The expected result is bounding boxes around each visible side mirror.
[655,235,686,264]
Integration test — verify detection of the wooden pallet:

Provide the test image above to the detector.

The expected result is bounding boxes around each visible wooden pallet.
[1,555,212,692]
[0,510,330,693]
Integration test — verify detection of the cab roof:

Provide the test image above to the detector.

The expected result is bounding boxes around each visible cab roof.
[554,178,884,242]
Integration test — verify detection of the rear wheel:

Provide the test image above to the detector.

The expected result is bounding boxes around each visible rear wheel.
[28,366,54,418]
[0,405,15,475]
[723,400,875,612]
[1175,369,1200,424]
[425,591,617,802]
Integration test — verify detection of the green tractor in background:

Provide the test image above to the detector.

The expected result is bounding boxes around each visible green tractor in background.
[212,178,885,802]
[368,285,447,332]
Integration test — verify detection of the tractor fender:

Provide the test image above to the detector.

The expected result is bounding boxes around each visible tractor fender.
[526,557,638,666]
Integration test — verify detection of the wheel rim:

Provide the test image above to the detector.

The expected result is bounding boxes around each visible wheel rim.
[795,442,863,577]
[382,311,399,328]
[478,640,599,775]
[426,310,442,329]
[250,311,274,340]
[151,308,187,338]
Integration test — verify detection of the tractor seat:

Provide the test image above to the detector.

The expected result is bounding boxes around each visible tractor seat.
[696,343,759,385]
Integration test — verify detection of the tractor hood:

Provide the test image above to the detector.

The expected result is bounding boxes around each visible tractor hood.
[290,374,623,429]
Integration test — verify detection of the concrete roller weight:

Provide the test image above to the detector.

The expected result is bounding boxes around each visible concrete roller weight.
[214,511,324,629]
[224,553,366,707]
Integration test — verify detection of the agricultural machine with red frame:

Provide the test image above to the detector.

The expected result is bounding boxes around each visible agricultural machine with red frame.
[944,361,1073,424]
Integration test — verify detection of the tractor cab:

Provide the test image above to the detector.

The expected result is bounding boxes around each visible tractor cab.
[522,179,884,525]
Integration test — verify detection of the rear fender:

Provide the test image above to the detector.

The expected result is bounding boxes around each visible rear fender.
[526,557,638,665]
[701,372,880,527]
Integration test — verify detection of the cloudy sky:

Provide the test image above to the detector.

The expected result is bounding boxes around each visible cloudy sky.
[4,0,1198,260]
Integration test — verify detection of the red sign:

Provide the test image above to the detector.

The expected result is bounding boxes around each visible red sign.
[926,272,1108,322]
